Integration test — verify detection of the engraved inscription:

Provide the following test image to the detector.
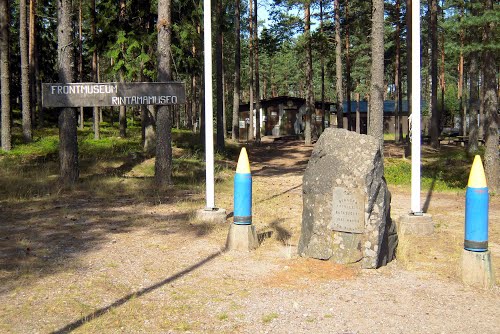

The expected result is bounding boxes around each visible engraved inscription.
[328,187,365,233]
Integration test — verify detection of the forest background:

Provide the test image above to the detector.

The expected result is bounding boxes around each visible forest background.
[0,0,498,191]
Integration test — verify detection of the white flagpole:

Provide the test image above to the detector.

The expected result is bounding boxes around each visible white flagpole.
[411,0,422,214]
[204,0,215,209]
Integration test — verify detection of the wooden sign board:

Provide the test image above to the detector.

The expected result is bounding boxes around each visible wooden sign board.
[42,82,186,108]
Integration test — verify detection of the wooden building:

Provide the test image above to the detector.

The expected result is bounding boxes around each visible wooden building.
[239,96,335,139]
[333,100,410,136]
[239,97,410,140]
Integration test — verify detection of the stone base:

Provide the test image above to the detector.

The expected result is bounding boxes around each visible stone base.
[226,224,259,251]
[397,213,434,236]
[461,249,495,289]
[195,208,227,224]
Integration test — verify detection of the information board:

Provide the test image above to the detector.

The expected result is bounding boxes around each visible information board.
[42,82,186,108]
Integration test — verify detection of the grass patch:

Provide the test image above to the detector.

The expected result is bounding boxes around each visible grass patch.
[0,125,236,201]
[384,133,396,141]
[262,312,279,324]
[385,146,476,191]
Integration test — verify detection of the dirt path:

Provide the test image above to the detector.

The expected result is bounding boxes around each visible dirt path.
[0,139,499,333]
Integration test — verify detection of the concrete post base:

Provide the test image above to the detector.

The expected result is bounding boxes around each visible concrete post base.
[226,224,259,251]
[461,249,495,289]
[397,213,434,235]
[195,208,227,224]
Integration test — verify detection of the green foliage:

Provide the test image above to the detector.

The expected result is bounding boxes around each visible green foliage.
[0,134,59,158]
[385,147,479,191]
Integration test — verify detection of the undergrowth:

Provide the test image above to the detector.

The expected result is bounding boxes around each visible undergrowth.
[0,125,237,200]
[385,146,479,191]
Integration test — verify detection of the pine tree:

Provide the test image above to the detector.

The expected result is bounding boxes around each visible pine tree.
[429,0,440,148]
[216,0,225,151]
[58,0,79,184]
[232,0,241,141]
[334,0,344,129]
[0,0,11,151]
[20,0,32,142]
[155,0,173,187]
[254,0,261,142]
[482,0,499,193]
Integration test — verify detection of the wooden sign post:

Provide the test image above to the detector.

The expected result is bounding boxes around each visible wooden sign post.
[42,82,186,108]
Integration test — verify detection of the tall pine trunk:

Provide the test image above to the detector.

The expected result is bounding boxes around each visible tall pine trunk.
[482,0,499,193]
[458,4,465,136]
[29,0,38,128]
[247,0,254,141]
[395,0,403,143]
[215,0,225,151]
[369,0,384,149]
[304,2,313,145]
[78,0,84,130]
[254,0,261,142]
[119,0,126,137]
[155,0,173,187]
[91,0,100,139]
[20,0,32,142]
[0,0,11,151]
[429,0,440,148]
[345,0,352,131]
[320,0,325,133]
[334,0,343,128]
[406,0,412,140]
[468,55,479,154]
[232,0,241,141]
[58,0,79,184]
[440,4,445,136]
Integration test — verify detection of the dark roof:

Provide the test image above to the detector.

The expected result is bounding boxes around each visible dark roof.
[341,100,426,114]
[240,96,335,112]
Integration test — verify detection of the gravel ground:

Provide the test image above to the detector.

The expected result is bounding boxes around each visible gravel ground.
[1,139,499,333]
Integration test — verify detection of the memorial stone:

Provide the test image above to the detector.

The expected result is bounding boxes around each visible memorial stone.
[298,128,398,268]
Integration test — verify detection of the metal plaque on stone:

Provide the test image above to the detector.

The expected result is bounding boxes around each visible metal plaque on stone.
[328,187,365,233]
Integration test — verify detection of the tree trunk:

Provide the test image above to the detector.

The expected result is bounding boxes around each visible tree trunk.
[0,0,11,151]
[119,0,126,137]
[440,3,445,135]
[215,0,225,151]
[155,0,173,187]
[320,0,325,134]
[468,54,479,154]
[192,74,197,131]
[91,0,100,139]
[304,2,313,145]
[482,0,499,193]
[232,0,241,141]
[356,91,361,133]
[143,105,156,154]
[78,0,84,130]
[58,0,79,184]
[187,73,194,131]
[395,0,402,143]
[254,0,261,142]
[248,0,254,141]
[429,0,439,148]
[334,0,343,129]
[458,5,465,136]
[20,0,32,142]
[345,0,352,131]
[29,0,39,128]
[369,0,384,149]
